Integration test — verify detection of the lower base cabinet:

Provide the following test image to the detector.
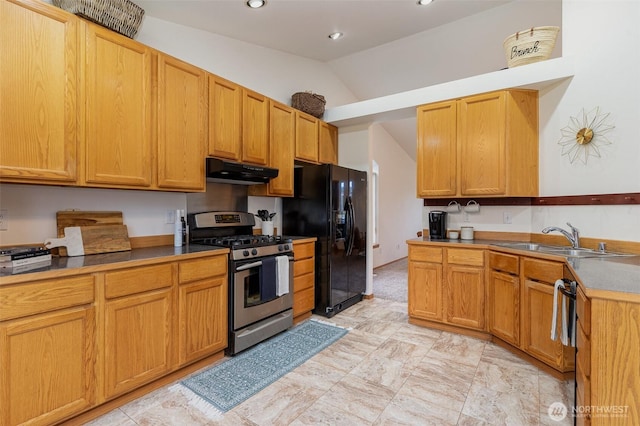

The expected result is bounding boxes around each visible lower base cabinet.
[0,251,228,426]
[292,240,316,321]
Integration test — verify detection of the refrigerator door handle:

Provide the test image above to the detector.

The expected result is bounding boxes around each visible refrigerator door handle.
[346,196,356,256]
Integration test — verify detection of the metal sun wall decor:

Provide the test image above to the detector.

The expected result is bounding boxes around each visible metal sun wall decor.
[558,107,615,164]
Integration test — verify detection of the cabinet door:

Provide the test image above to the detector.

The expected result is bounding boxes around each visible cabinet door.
[104,289,173,399]
[242,88,269,165]
[0,0,78,184]
[178,277,227,366]
[295,111,319,163]
[318,121,338,165]
[408,261,443,321]
[208,74,241,161]
[445,265,485,330]
[0,307,96,426]
[458,91,506,196]
[521,279,569,369]
[265,101,296,196]
[84,23,153,187]
[416,101,457,197]
[488,270,520,345]
[156,53,206,191]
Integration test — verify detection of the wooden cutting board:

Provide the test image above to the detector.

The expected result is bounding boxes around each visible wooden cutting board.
[56,211,125,256]
[45,225,131,256]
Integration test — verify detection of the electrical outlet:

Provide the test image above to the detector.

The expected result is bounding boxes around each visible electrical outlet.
[165,209,175,224]
[503,211,512,224]
[0,209,7,230]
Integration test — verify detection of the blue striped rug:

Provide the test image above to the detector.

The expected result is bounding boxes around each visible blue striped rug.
[173,319,348,415]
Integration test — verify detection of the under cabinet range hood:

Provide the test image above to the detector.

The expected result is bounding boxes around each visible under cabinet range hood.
[205,158,278,185]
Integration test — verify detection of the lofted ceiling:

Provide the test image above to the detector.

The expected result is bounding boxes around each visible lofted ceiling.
[135,0,512,62]
[134,0,518,160]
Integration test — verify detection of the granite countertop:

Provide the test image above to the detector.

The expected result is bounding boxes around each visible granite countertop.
[0,244,228,283]
[407,237,640,297]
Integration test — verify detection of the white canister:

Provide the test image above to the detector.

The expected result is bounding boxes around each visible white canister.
[262,221,274,236]
[460,226,474,240]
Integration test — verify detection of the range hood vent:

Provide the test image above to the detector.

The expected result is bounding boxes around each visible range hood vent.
[205,158,278,185]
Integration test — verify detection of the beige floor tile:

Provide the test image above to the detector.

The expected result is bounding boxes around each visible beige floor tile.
[283,358,346,391]
[456,413,491,425]
[472,359,540,403]
[233,376,325,425]
[428,331,487,368]
[84,409,136,426]
[410,355,477,401]
[290,398,373,426]
[350,355,412,393]
[316,375,395,423]
[462,381,540,425]
[374,392,460,425]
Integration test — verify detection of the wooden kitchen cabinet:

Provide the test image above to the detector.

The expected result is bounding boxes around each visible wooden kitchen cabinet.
[156,52,207,191]
[249,101,296,197]
[177,255,228,366]
[295,110,320,163]
[208,74,242,161]
[103,264,174,399]
[292,240,316,322]
[487,251,520,346]
[242,88,269,165]
[83,22,153,188]
[521,257,574,372]
[0,0,79,185]
[408,246,443,322]
[575,284,591,426]
[318,121,339,165]
[0,275,96,426]
[445,248,485,330]
[416,89,538,198]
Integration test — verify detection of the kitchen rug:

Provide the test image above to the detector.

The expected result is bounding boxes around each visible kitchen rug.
[171,319,348,415]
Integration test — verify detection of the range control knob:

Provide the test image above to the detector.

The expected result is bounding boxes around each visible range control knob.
[251,248,258,256]
[284,244,290,251]
[243,250,250,257]
[278,245,284,252]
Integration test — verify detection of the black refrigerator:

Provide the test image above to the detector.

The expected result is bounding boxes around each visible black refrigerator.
[283,164,367,318]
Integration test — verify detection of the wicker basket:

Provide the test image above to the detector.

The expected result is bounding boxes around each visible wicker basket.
[53,0,145,39]
[291,92,326,118]
[503,26,559,68]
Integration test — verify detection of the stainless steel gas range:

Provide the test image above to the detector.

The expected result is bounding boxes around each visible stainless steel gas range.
[188,211,294,355]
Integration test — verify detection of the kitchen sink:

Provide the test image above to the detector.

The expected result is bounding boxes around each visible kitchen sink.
[495,242,633,258]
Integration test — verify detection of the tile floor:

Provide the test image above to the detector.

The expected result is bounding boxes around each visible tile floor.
[87,297,573,425]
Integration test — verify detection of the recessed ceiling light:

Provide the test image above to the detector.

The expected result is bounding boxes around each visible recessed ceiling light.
[417,0,433,5]
[246,0,266,8]
[328,32,343,40]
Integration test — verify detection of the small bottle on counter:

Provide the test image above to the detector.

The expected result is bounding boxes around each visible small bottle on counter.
[181,209,187,246]
[174,209,182,247]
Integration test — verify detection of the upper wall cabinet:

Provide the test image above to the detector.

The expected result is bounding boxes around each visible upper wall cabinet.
[295,110,320,163]
[242,88,269,165]
[318,121,338,165]
[156,53,207,191]
[208,74,242,161]
[417,89,539,198]
[0,0,79,185]
[83,22,153,188]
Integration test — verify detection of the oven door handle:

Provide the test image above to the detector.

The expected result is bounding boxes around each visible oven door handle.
[236,260,263,272]
[235,255,294,272]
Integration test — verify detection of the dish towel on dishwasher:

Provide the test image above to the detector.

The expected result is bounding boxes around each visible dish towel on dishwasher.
[551,279,576,346]
[275,255,290,296]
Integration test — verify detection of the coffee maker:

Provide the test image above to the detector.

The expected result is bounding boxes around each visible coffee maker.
[428,210,447,239]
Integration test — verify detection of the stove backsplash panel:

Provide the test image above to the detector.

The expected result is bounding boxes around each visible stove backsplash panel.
[187,182,248,214]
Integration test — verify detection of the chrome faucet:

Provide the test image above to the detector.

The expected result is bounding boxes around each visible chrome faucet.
[542,222,581,249]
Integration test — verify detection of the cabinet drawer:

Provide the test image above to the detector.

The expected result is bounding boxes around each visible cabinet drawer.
[447,248,484,267]
[293,286,314,317]
[105,263,174,298]
[179,255,227,283]
[294,258,314,277]
[409,246,443,263]
[0,275,95,321]
[293,241,315,260]
[489,251,518,274]
[522,258,563,283]
[294,272,314,292]
[576,286,590,335]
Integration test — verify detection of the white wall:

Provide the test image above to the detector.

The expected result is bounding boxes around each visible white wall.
[369,124,423,267]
